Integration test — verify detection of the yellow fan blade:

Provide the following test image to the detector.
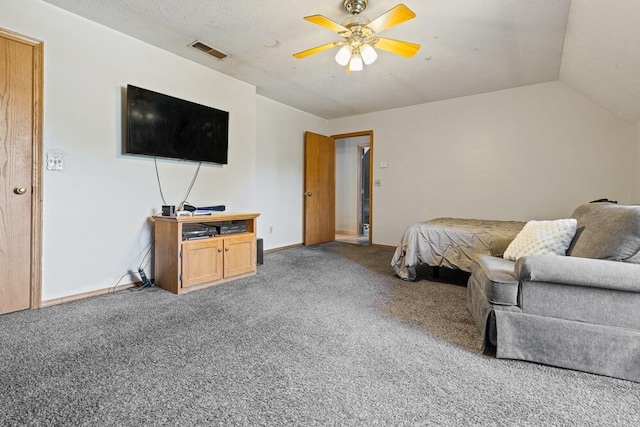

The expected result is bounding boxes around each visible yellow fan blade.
[367,4,416,34]
[293,42,338,59]
[374,37,421,58]
[304,15,349,33]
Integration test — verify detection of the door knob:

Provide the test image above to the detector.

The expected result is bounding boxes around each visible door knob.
[304,192,313,197]
[14,187,27,195]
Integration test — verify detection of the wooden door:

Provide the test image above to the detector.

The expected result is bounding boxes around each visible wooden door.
[0,29,43,314]
[303,131,335,245]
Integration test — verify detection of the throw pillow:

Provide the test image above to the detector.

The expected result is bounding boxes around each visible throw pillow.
[503,218,577,261]
[567,203,640,263]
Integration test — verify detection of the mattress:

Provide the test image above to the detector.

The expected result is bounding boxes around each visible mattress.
[391,217,526,280]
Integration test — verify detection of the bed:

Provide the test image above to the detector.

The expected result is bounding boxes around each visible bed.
[391,218,526,280]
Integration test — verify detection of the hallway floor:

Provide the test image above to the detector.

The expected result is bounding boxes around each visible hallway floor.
[335,233,369,246]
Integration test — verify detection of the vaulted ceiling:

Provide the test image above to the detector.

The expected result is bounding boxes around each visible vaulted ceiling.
[559,0,640,124]
[42,0,640,123]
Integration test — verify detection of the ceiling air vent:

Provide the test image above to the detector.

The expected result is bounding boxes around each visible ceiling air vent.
[189,40,229,61]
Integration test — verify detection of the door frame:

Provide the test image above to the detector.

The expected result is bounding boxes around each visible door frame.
[332,130,373,245]
[1,27,44,309]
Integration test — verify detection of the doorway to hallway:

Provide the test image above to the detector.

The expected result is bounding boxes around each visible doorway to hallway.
[333,131,373,246]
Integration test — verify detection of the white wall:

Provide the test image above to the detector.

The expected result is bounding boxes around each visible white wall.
[255,96,327,250]
[336,136,369,234]
[329,81,634,246]
[634,120,640,204]
[2,0,257,300]
[335,138,358,234]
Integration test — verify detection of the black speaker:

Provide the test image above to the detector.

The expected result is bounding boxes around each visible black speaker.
[257,238,264,265]
[162,205,176,216]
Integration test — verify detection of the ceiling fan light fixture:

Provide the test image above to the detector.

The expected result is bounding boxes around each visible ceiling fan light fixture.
[335,45,352,66]
[349,53,364,72]
[360,43,378,65]
[294,3,420,74]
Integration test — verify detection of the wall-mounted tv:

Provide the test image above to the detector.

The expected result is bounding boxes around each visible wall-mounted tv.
[125,85,229,164]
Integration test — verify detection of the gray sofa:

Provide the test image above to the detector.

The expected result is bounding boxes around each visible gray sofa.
[467,202,640,382]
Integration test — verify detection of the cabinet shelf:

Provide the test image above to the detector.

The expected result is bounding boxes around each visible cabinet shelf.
[182,231,252,242]
[151,212,260,294]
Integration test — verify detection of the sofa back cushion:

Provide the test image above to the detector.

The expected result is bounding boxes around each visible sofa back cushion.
[567,202,640,263]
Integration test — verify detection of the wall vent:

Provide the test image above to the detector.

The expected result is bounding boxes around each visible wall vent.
[189,40,229,61]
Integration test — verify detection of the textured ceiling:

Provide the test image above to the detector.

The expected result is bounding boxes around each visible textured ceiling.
[560,0,640,123]
[38,1,633,123]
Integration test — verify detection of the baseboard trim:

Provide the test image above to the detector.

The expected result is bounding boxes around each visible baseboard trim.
[264,243,302,254]
[40,281,140,308]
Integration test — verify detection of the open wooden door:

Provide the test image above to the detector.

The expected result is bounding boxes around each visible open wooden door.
[303,131,335,245]
[0,28,43,314]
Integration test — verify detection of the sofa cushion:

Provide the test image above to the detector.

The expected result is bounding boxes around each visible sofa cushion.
[503,218,577,261]
[567,203,640,263]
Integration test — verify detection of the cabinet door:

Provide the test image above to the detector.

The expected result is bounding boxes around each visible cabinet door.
[181,239,223,287]
[223,234,256,278]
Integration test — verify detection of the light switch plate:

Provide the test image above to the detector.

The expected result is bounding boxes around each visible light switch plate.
[46,153,64,171]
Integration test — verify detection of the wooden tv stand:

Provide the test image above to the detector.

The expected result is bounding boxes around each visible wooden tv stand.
[152,212,260,294]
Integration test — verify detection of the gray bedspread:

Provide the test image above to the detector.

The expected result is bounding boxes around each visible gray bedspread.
[391,218,526,280]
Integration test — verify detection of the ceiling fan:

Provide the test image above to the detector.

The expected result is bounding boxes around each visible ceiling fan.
[293,0,420,72]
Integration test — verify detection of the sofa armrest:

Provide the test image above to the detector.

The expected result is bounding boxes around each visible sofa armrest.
[474,254,518,284]
[515,255,640,293]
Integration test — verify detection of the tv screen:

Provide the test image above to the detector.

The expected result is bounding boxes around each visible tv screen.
[125,85,229,164]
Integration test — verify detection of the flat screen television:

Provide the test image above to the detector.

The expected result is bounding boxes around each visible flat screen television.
[125,84,229,164]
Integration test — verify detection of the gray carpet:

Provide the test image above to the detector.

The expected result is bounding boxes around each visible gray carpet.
[1,243,639,426]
